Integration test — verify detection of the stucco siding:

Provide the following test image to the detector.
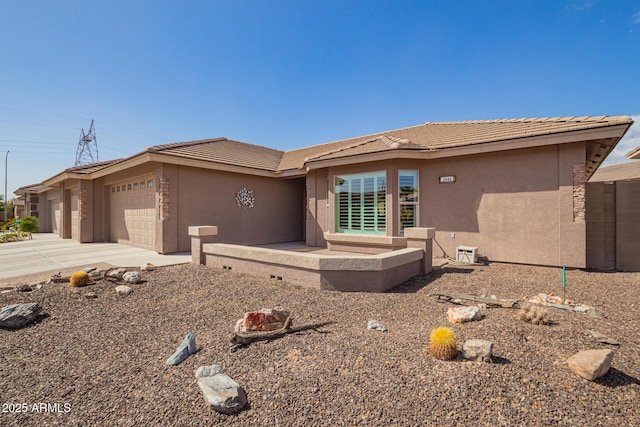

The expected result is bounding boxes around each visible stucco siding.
[615,180,640,271]
[421,144,585,267]
[311,143,588,267]
[175,166,304,252]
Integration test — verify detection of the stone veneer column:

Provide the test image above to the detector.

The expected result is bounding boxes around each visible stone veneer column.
[188,226,218,265]
[404,227,435,274]
[573,163,586,222]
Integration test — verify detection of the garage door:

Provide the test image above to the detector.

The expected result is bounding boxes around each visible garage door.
[110,177,156,250]
[50,199,60,235]
[70,190,79,240]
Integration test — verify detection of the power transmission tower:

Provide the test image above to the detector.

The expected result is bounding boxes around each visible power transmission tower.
[75,120,99,166]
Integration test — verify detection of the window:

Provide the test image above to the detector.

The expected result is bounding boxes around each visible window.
[335,172,386,234]
[140,181,146,189]
[127,184,132,190]
[399,170,419,235]
[147,179,154,188]
[133,182,139,190]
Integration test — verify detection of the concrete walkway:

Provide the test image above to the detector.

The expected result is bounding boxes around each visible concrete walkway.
[0,233,191,281]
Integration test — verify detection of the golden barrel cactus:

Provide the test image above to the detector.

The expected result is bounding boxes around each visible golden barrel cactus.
[70,271,91,288]
[429,327,458,361]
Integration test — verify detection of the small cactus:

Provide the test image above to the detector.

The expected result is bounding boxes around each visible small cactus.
[429,327,458,361]
[515,303,550,325]
[70,271,91,288]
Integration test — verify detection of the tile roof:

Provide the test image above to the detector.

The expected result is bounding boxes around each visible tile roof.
[278,116,632,170]
[13,182,46,195]
[627,146,640,159]
[148,138,284,171]
[589,161,640,182]
[65,159,124,174]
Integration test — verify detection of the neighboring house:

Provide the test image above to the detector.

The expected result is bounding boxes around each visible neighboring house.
[627,146,640,159]
[587,161,640,271]
[14,115,632,269]
[11,198,25,218]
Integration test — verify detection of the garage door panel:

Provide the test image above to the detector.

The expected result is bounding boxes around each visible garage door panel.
[50,199,60,235]
[109,177,156,250]
[70,190,79,240]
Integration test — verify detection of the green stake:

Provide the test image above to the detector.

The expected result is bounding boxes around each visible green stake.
[562,265,566,304]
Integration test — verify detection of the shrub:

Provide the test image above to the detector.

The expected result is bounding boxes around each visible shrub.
[70,271,91,288]
[18,216,38,238]
[515,303,550,325]
[0,231,27,243]
[429,326,458,361]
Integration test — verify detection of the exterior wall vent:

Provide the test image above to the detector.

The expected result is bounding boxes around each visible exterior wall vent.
[456,246,478,263]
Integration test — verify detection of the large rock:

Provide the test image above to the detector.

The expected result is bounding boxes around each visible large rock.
[115,285,133,297]
[166,333,197,365]
[107,268,127,279]
[0,303,42,329]
[234,308,290,332]
[447,306,482,323]
[566,349,614,380]
[462,339,493,362]
[367,320,387,332]
[123,271,141,284]
[141,263,155,271]
[196,365,248,414]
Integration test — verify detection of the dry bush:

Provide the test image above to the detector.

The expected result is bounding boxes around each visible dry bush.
[515,303,550,325]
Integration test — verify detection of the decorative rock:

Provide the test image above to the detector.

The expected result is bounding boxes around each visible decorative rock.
[166,333,197,365]
[447,306,482,323]
[234,307,290,332]
[0,303,42,329]
[587,330,620,346]
[566,349,614,380]
[123,271,141,284]
[367,320,387,332]
[82,267,97,273]
[15,284,32,292]
[35,284,43,290]
[462,339,493,362]
[84,292,98,299]
[196,365,248,414]
[115,285,133,297]
[107,268,127,279]
[141,262,155,271]
[89,269,102,277]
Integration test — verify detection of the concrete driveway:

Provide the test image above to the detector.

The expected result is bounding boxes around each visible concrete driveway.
[0,233,191,281]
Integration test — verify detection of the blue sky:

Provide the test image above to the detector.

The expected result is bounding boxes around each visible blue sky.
[1,0,639,194]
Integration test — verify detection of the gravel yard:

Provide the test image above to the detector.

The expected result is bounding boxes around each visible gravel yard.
[1,262,639,426]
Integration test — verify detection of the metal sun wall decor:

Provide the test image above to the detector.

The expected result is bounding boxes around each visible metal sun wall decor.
[236,187,255,208]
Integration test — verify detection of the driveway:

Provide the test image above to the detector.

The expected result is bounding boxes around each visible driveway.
[0,233,191,282]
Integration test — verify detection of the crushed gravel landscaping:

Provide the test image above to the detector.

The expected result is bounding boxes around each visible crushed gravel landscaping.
[1,262,639,426]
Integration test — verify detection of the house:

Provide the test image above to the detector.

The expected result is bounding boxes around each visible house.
[15,115,633,270]
[587,161,640,271]
[11,198,24,219]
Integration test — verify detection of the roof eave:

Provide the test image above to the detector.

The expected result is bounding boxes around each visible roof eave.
[627,146,640,160]
[146,153,281,177]
[302,124,632,170]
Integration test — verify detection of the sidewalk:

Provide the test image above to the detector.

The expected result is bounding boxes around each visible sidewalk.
[0,233,191,283]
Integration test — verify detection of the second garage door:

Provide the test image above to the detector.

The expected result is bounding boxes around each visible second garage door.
[109,177,156,250]
[50,199,60,235]
[70,190,79,240]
